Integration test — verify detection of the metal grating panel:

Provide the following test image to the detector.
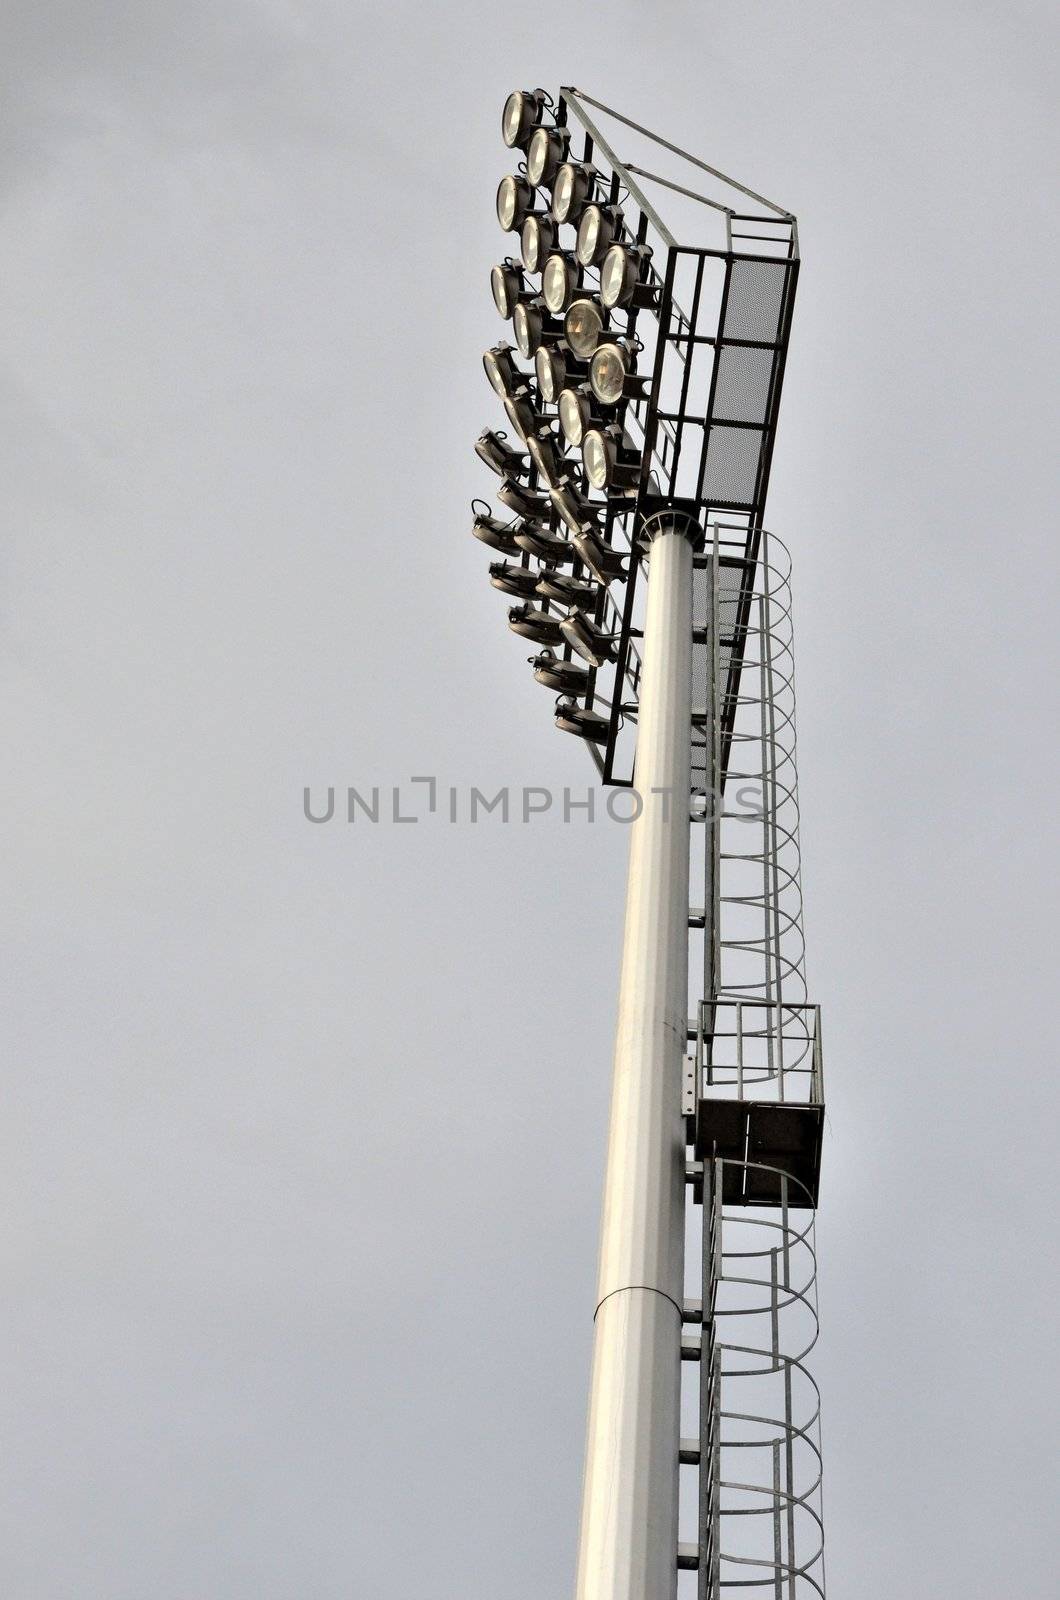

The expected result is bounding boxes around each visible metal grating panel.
[691,556,746,794]
[721,256,789,343]
[701,424,764,505]
[711,343,776,425]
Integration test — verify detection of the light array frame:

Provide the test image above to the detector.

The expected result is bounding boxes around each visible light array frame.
[478,86,800,788]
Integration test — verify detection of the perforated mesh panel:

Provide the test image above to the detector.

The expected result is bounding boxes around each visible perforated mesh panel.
[701,425,763,506]
[692,562,709,627]
[716,559,744,630]
[721,257,788,343]
[692,640,710,712]
[691,563,711,780]
[691,560,745,734]
[690,718,709,783]
[716,560,744,720]
[712,344,776,425]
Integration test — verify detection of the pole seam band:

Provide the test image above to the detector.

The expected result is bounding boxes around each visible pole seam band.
[592,1284,684,1323]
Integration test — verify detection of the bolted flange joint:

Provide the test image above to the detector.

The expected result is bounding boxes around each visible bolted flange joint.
[637,507,706,553]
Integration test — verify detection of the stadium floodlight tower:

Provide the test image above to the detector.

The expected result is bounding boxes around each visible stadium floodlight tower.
[472,87,827,1600]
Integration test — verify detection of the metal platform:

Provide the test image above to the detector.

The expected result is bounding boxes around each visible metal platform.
[693,1097,823,1207]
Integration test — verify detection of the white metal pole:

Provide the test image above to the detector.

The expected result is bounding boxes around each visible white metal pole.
[575,515,696,1600]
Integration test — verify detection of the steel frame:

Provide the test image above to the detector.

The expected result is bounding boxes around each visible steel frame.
[551,88,800,790]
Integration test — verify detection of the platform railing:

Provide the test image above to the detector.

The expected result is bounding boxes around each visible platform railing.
[696,997,823,1106]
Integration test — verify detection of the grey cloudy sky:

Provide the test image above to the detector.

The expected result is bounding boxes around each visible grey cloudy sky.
[1,2,1056,1596]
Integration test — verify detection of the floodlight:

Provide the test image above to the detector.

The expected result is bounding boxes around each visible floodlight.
[560,609,618,666]
[589,340,645,405]
[526,429,566,488]
[558,385,595,448]
[554,696,610,743]
[497,477,550,520]
[536,570,599,607]
[526,125,570,187]
[542,251,579,315]
[501,89,548,149]
[549,482,598,535]
[472,512,522,554]
[564,299,606,359]
[572,527,628,584]
[582,429,609,489]
[520,213,556,274]
[575,203,623,266]
[513,518,574,564]
[551,161,596,225]
[489,561,541,598]
[583,425,642,491]
[507,603,565,646]
[530,649,591,694]
[497,174,535,233]
[475,429,529,479]
[483,342,523,398]
[599,242,654,309]
[491,261,531,320]
[535,345,566,403]
[513,300,562,359]
[503,390,547,441]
